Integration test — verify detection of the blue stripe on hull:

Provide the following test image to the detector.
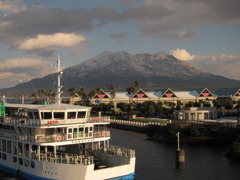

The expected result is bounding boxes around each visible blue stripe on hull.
[108,173,135,180]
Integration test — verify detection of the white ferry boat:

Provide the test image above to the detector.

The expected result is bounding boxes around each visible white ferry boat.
[0,56,136,180]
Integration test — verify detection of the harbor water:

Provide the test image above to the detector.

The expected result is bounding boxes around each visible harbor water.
[109,128,240,180]
[1,128,240,180]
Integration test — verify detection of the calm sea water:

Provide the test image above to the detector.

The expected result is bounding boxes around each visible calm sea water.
[2,121,240,179]
[109,128,240,180]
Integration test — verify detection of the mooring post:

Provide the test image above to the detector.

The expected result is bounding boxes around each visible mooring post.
[175,131,185,168]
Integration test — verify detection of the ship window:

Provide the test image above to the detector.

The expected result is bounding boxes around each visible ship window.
[2,140,6,152]
[31,161,35,168]
[13,157,17,163]
[77,111,86,118]
[67,112,76,119]
[54,112,64,119]
[41,112,52,119]
[73,128,78,138]
[12,142,17,155]
[28,112,34,119]
[2,153,6,160]
[7,141,11,153]
[34,112,40,119]
[19,158,23,165]
[24,160,29,167]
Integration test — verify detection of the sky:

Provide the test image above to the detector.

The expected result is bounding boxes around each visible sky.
[0,0,240,89]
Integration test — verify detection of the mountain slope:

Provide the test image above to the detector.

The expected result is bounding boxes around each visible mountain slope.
[1,51,240,96]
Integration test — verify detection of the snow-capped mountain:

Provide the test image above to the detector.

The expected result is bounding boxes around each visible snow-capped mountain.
[1,51,240,95]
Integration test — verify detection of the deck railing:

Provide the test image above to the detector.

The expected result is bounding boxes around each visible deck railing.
[0,129,110,143]
[1,116,110,127]
[38,152,94,165]
[100,145,136,158]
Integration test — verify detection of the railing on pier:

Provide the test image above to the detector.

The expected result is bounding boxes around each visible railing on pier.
[178,119,238,127]
[110,119,168,127]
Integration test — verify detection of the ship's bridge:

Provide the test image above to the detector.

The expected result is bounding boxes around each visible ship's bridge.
[3,103,110,126]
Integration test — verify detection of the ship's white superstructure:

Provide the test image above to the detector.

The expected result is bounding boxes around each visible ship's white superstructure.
[0,56,135,180]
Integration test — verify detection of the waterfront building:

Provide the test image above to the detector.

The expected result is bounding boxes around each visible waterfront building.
[89,87,216,108]
[174,107,217,120]
[214,88,240,107]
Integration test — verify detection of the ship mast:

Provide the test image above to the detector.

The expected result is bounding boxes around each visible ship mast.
[56,55,63,104]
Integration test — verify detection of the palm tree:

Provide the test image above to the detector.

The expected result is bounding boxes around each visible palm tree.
[88,90,96,99]
[67,88,76,98]
[108,84,115,99]
[95,88,101,93]
[134,80,140,89]
[126,86,135,95]
[78,88,87,99]
[37,89,46,101]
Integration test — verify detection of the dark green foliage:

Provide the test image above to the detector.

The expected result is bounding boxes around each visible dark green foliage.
[117,103,131,112]
[166,123,180,135]
[91,103,114,114]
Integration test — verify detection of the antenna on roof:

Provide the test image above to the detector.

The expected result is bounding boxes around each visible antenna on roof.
[55,55,63,104]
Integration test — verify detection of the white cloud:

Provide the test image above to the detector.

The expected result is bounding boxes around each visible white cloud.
[169,48,196,61]
[190,54,240,80]
[14,33,86,51]
[0,0,26,13]
[0,58,49,70]
[0,57,53,88]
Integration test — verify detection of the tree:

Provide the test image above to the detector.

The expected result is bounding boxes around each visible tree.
[126,86,135,95]
[225,102,233,114]
[95,88,101,93]
[78,88,86,99]
[88,90,96,99]
[134,80,140,89]
[67,88,76,98]
[108,84,115,99]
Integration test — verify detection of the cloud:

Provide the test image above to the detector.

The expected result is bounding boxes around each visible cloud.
[109,33,128,43]
[169,49,240,80]
[0,57,53,88]
[169,48,196,61]
[0,58,49,71]
[115,0,240,38]
[175,30,195,40]
[189,54,240,80]
[14,33,86,50]
[0,4,116,45]
[0,0,26,13]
